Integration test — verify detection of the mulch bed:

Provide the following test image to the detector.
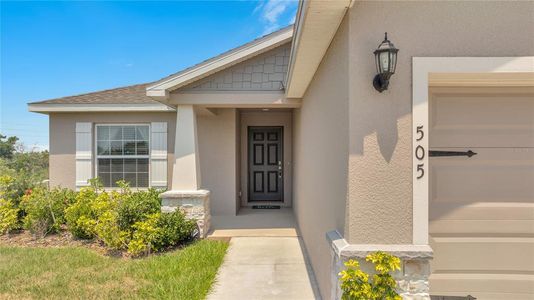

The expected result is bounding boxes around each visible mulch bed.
[0,231,210,258]
[0,230,123,257]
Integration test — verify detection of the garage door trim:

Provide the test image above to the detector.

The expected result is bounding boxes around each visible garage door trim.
[411,56,534,245]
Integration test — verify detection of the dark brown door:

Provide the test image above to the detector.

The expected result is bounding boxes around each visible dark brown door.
[248,126,283,202]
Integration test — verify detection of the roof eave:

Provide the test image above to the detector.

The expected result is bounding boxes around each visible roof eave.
[28,103,176,114]
[285,0,352,98]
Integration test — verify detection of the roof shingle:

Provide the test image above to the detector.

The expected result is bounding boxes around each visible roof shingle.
[29,83,158,105]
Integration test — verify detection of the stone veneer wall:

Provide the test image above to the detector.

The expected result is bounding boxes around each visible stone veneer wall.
[327,231,433,300]
[181,43,291,91]
[160,190,210,238]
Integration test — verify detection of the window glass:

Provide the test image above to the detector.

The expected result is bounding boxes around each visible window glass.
[96,125,150,188]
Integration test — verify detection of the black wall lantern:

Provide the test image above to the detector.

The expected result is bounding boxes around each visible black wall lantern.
[373,32,398,92]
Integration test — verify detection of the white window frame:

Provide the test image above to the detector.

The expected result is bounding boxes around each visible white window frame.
[411,56,534,245]
[94,123,151,189]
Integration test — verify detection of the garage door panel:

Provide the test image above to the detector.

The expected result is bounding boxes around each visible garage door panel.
[430,94,534,147]
[430,148,534,204]
[429,202,534,220]
[430,220,534,235]
[430,273,534,298]
[430,237,534,273]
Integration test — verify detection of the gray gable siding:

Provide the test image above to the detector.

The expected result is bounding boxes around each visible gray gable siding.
[181,43,291,91]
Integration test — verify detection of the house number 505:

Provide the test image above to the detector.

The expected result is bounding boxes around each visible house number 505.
[415,125,425,179]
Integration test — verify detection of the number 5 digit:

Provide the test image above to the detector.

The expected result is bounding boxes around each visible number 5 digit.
[416,125,424,141]
[417,164,424,179]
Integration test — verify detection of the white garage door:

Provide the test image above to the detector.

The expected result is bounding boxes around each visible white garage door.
[428,87,534,299]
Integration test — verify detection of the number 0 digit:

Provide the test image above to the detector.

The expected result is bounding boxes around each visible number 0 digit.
[415,145,425,160]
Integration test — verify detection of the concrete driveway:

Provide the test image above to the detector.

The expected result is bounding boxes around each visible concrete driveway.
[207,209,321,300]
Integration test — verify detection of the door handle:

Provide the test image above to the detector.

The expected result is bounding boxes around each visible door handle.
[429,150,477,157]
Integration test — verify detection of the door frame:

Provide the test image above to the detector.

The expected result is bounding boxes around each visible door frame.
[247,126,284,202]
[239,110,293,208]
[411,56,534,245]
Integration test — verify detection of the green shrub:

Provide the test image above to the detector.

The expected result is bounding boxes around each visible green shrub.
[155,210,197,249]
[128,213,161,256]
[63,178,194,256]
[0,175,21,204]
[127,211,196,257]
[65,187,99,239]
[339,251,401,300]
[94,210,129,250]
[116,188,160,231]
[0,199,20,234]
[20,187,76,237]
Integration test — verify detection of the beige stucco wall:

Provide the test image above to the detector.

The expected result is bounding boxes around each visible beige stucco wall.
[197,108,238,216]
[345,1,534,245]
[292,17,349,298]
[49,111,239,216]
[294,1,534,298]
[49,112,177,190]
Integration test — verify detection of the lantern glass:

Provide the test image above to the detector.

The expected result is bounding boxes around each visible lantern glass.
[379,51,390,73]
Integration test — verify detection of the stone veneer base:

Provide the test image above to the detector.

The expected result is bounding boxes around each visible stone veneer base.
[326,230,433,300]
[160,190,210,238]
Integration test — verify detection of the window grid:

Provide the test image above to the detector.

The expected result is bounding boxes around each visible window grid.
[95,124,150,188]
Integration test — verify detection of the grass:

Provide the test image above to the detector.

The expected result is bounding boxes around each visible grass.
[0,240,228,300]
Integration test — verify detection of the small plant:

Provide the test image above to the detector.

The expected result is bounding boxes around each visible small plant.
[0,175,21,205]
[339,251,402,300]
[128,213,161,256]
[116,186,160,231]
[127,211,197,257]
[20,187,76,237]
[65,187,98,238]
[155,210,197,249]
[94,210,129,250]
[0,199,20,234]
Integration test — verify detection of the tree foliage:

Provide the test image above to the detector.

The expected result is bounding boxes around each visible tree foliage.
[0,133,49,206]
[0,134,18,159]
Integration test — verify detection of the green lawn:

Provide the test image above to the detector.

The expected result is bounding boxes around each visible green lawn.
[0,240,228,300]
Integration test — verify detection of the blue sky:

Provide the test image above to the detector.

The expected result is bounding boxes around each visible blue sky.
[0,0,297,150]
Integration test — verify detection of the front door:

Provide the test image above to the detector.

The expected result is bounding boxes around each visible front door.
[248,126,283,202]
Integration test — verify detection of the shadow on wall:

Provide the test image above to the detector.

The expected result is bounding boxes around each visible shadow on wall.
[350,84,404,163]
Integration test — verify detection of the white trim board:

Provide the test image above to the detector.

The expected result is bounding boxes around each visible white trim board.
[28,103,176,113]
[146,27,293,98]
[411,56,534,245]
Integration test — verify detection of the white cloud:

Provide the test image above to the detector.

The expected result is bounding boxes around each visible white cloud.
[254,0,297,35]
[263,0,287,24]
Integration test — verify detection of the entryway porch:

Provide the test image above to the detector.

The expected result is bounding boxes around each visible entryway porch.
[209,207,297,237]
[206,207,321,300]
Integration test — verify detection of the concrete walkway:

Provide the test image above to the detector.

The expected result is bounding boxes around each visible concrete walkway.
[207,209,321,300]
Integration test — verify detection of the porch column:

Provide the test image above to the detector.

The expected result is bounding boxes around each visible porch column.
[160,104,210,238]
[171,104,201,190]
